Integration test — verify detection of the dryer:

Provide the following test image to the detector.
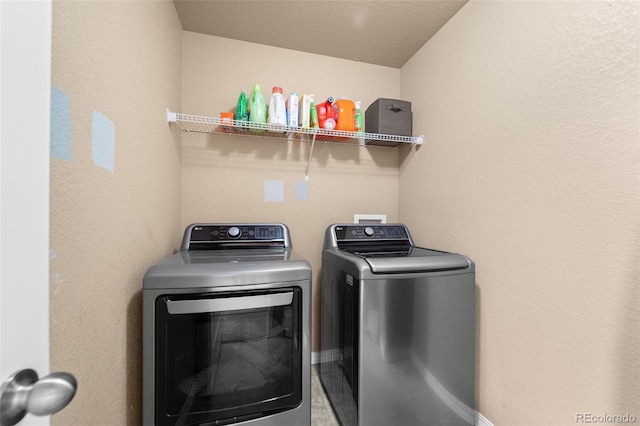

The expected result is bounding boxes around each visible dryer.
[320,223,475,426]
[143,223,311,426]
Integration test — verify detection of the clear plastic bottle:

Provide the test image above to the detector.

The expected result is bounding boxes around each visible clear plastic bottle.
[268,86,287,126]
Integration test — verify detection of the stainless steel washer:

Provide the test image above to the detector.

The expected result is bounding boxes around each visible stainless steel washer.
[143,223,311,426]
[320,223,475,426]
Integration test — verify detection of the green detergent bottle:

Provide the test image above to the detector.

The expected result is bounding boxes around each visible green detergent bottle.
[235,89,248,128]
[248,84,267,132]
[310,95,319,128]
[354,101,364,132]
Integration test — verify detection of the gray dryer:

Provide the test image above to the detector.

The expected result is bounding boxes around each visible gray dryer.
[143,223,311,426]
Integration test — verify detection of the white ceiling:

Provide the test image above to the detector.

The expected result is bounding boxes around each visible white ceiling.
[173,0,468,68]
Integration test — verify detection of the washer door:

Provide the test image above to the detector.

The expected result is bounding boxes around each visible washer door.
[154,287,302,426]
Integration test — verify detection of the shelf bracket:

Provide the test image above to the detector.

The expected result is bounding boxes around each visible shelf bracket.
[166,109,177,123]
[304,131,317,181]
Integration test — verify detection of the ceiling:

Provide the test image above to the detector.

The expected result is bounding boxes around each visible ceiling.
[173,0,468,69]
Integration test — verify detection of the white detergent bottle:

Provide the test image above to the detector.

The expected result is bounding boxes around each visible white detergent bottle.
[268,86,287,126]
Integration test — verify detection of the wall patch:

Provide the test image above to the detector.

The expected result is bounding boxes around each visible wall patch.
[50,86,72,161]
[91,110,115,172]
[264,180,284,202]
[294,181,309,201]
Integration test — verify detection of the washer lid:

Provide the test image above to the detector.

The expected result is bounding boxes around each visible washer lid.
[342,246,470,274]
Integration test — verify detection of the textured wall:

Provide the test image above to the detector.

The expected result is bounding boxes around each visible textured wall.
[49,2,639,424]
[50,1,183,424]
[400,1,640,424]
[180,32,403,352]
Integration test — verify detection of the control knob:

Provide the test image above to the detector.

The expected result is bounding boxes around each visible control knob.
[227,226,241,239]
[364,226,374,237]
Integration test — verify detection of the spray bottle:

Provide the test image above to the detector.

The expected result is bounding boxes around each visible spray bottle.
[354,101,364,133]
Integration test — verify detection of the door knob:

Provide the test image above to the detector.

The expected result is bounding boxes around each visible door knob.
[0,369,77,426]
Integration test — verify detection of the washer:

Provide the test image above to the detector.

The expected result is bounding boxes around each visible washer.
[143,223,311,426]
[320,223,475,426]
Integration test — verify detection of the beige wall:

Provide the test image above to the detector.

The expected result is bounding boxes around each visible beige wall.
[400,1,640,424]
[49,1,640,425]
[181,32,402,352]
[50,1,182,425]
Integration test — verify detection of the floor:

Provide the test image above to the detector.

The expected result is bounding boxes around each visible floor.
[311,364,340,426]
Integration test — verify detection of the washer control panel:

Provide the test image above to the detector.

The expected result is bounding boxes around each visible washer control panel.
[334,225,409,241]
[183,223,289,250]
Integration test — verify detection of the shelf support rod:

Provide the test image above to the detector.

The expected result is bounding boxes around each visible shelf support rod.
[305,131,317,181]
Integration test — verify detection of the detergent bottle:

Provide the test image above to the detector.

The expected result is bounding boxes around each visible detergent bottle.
[248,84,267,132]
[316,97,336,130]
[234,89,248,126]
[309,95,319,128]
[268,86,287,126]
[334,98,356,131]
[354,101,364,133]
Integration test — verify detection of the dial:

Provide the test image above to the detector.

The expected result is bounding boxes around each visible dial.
[364,226,374,237]
[227,226,241,238]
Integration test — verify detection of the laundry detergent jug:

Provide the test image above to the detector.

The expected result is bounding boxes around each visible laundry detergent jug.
[334,98,356,132]
[268,86,287,126]
[248,84,267,132]
[315,97,336,130]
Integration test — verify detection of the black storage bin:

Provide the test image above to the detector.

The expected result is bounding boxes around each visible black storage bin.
[365,98,412,137]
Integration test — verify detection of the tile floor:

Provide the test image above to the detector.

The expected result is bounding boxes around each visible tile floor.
[311,364,340,426]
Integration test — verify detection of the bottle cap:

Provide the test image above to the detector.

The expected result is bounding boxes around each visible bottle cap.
[272,86,283,94]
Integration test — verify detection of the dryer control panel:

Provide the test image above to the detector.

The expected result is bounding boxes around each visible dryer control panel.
[181,223,290,251]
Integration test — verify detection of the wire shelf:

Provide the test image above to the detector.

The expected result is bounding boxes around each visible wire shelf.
[167,111,423,147]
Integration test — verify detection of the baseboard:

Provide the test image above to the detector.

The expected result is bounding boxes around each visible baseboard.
[476,411,494,426]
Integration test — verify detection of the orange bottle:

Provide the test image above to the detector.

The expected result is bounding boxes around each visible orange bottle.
[334,98,356,131]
